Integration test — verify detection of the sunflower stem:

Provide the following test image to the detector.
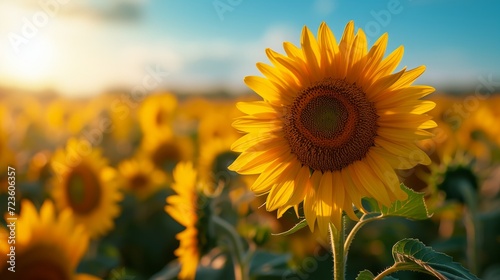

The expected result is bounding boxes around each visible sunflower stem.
[457,180,479,275]
[330,217,346,280]
[212,215,249,280]
[344,213,377,259]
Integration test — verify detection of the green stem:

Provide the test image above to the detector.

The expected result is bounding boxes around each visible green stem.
[344,213,378,259]
[330,217,346,280]
[374,262,437,280]
[212,215,249,280]
[457,181,479,275]
[373,263,412,280]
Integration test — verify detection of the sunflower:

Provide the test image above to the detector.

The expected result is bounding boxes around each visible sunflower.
[139,134,194,172]
[0,200,99,280]
[165,162,200,279]
[456,103,500,161]
[423,151,483,238]
[229,21,436,237]
[118,157,167,200]
[50,138,123,239]
[0,130,17,194]
[139,92,178,139]
[197,101,242,143]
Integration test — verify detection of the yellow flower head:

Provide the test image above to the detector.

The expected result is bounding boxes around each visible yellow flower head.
[229,21,436,237]
[118,157,167,200]
[50,138,123,239]
[0,200,99,280]
[139,134,194,172]
[165,162,200,279]
[139,92,178,139]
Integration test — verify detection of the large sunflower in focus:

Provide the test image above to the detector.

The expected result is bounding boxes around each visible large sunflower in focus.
[229,21,436,237]
[50,138,123,239]
[0,200,98,280]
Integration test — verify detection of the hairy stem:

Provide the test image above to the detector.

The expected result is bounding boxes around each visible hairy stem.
[330,217,346,280]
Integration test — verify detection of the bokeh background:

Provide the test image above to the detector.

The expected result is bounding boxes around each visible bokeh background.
[1,0,500,279]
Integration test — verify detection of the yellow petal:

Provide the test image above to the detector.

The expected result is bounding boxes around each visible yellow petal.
[250,155,294,193]
[236,101,278,117]
[346,28,368,83]
[369,45,404,82]
[375,138,431,166]
[316,171,333,238]
[232,116,282,133]
[304,170,322,232]
[266,161,302,210]
[244,76,282,103]
[228,147,288,174]
[231,132,285,153]
[318,22,340,77]
[301,25,321,78]
[361,33,388,84]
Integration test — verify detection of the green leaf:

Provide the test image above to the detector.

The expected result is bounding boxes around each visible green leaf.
[356,270,398,280]
[249,250,293,279]
[391,238,479,280]
[271,219,307,236]
[364,183,431,220]
[356,270,375,280]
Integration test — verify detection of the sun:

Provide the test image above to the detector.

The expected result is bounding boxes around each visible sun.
[4,35,56,86]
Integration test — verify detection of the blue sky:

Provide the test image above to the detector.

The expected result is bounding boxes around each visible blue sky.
[1,0,499,96]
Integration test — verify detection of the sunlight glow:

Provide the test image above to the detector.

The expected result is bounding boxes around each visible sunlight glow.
[6,36,56,86]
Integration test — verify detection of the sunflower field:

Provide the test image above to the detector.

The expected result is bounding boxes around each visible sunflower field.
[1,3,500,280]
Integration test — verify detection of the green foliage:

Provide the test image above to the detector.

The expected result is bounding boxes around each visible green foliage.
[356,270,397,280]
[363,184,431,221]
[249,251,293,279]
[271,219,308,237]
[390,238,479,280]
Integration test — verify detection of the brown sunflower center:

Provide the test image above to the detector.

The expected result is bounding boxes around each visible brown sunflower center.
[130,174,149,189]
[283,78,378,172]
[0,245,71,280]
[152,141,181,170]
[65,163,102,214]
[155,110,165,125]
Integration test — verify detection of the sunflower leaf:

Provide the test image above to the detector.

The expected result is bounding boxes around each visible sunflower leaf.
[390,238,480,280]
[271,219,308,236]
[356,270,398,280]
[355,270,375,280]
[363,183,431,220]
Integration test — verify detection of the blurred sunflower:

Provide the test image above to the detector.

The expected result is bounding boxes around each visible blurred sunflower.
[139,135,194,172]
[229,21,436,236]
[118,157,167,200]
[0,200,98,280]
[139,92,177,139]
[198,137,238,187]
[0,129,17,194]
[198,103,241,143]
[165,162,201,279]
[424,152,482,238]
[50,138,123,239]
[456,103,500,161]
